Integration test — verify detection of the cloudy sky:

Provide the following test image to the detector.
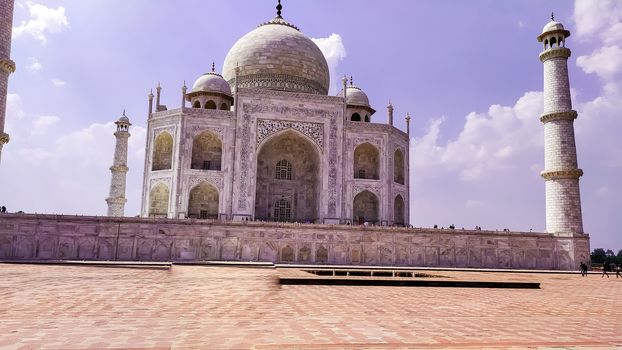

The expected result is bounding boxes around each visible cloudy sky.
[1,0,620,251]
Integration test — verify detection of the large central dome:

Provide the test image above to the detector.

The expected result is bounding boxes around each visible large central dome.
[222,16,330,95]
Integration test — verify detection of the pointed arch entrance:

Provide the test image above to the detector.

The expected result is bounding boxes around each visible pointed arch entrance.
[188,182,219,219]
[149,183,169,217]
[255,130,320,222]
[353,190,379,225]
[394,194,405,226]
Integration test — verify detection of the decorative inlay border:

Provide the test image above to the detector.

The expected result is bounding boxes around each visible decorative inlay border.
[237,88,343,103]
[237,114,252,210]
[256,119,324,151]
[327,113,338,215]
[541,169,583,180]
[352,137,381,149]
[154,126,175,138]
[230,73,328,96]
[186,125,225,140]
[540,110,577,123]
[149,177,171,190]
[353,184,382,198]
[188,173,223,191]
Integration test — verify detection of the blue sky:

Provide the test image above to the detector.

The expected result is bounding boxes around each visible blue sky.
[1,0,620,251]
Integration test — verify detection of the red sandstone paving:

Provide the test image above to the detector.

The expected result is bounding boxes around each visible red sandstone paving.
[0,264,620,350]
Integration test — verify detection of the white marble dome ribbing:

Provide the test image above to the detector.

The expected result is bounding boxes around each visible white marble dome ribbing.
[222,16,330,95]
[190,72,232,97]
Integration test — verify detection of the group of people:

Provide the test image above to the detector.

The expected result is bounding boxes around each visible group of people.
[600,261,622,278]
[580,260,622,278]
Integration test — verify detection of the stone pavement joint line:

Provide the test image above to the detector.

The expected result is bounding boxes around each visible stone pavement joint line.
[0,264,620,350]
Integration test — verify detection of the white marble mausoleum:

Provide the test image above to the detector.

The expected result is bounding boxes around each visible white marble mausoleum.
[139,8,410,226]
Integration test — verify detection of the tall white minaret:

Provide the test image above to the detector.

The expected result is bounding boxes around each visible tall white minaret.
[537,14,584,235]
[0,0,16,164]
[106,112,132,216]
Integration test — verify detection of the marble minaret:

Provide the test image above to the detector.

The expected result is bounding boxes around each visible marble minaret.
[106,113,132,216]
[537,15,584,236]
[0,0,16,164]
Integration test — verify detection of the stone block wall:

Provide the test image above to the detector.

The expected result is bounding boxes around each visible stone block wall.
[0,213,589,270]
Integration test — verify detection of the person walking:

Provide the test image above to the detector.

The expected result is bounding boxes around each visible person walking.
[615,264,621,279]
[580,261,588,277]
[602,261,610,278]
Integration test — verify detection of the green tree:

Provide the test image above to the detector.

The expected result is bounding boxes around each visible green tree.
[591,248,606,264]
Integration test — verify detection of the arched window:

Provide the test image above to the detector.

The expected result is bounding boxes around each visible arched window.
[187,182,219,219]
[544,39,549,50]
[351,113,361,121]
[550,37,557,47]
[353,190,379,225]
[192,101,201,108]
[394,149,405,184]
[205,100,216,109]
[275,159,292,180]
[149,183,169,217]
[559,36,564,47]
[354,143,380,179]
[220,103,228,110]
[394,195,405,225]
[364,115,370,122]
[191,131,222,170]
[152,132,173,171]
[274,199,292,222]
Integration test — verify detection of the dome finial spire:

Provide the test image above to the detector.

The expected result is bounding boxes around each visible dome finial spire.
[276,0,282,18]
[350,75,353,86]
[212,61,215,72]
[551,12,554,21]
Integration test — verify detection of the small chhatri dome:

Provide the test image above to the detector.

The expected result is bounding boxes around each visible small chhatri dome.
[538,12,571,42]
[337,76,372,109]
[222,1,329,95]
[542,20,565,33]
[189,62,232,98]
[117,110,131,125]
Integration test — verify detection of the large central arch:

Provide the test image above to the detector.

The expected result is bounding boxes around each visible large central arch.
[255,130,320,222]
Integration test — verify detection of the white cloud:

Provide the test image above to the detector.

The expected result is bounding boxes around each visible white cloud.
[51,78,66,87]
[12,1,69,44]
[6,94,25,122]
[312,33,347,93]
[576,45,622,80]
[0,95,146,216]
[413,91,543,181]
[25,57,43,72]
[30,115,59,136]
[574,0,622,43]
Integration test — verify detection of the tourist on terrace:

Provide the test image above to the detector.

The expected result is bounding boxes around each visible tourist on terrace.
[579,261,588,277]
[602,261,610,278]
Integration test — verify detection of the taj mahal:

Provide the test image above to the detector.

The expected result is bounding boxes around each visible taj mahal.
[133,4,410,225]
[0,1,590,270]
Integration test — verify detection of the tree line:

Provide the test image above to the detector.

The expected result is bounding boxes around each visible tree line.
[590,248,622,265]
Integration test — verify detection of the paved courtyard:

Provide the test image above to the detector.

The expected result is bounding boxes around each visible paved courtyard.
[0,263,620,349]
